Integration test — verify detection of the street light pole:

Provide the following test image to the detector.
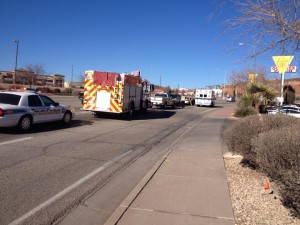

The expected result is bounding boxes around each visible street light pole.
[13,40,19,84]
[223,69,226,99]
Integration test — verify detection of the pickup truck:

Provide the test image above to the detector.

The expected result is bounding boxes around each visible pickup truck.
[150,93,175,109]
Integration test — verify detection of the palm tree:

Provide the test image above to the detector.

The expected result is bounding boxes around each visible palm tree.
[246,81,276,112]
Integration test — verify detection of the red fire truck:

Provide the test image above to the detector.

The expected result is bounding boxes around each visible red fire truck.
[82,70,153,118]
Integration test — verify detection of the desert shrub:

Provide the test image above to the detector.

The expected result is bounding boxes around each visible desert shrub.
[224,114,263,167]
[224,114,300,167]
[36,87,51,93]
[52,88,61,93]
[234,106,257,117]
[252,125,300,180]
[260,114,300,131]
[0,86,4,90]
[252,125,300,215]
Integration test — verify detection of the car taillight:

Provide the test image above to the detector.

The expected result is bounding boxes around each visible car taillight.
[0,108,3,117]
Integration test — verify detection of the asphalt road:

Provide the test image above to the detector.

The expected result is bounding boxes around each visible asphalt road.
[0,96,230,225]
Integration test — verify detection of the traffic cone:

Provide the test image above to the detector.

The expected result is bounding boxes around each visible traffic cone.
[264,181,270,190]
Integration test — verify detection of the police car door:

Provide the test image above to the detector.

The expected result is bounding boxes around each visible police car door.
[28,95,49,123]
[39,95,63,121]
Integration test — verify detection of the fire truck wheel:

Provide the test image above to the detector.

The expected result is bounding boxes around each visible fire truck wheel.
[127,102,134,120]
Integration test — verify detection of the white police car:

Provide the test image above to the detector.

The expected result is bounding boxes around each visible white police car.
[0,91,75,132]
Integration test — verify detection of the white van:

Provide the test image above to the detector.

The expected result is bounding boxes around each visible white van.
[195,89,216,107]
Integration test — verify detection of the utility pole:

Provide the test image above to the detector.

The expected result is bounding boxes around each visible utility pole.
[160,75,161,87]
[71,65,73,88]
[223,69,226,99]
[13,40,19,84]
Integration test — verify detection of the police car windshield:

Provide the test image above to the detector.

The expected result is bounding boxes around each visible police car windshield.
[0,93,21,105]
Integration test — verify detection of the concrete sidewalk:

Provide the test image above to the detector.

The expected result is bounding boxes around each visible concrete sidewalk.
[105,104,236,225]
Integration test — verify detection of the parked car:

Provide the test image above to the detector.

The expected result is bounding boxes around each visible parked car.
[266,106,279,114]
[281,104,300,111]
[267,104,300,117]
[226,96,235,102]
[170,94,181,106]
[0,91,75,132]
[278,108,300,118]
[150,93,175,108]
[10,86,22,91]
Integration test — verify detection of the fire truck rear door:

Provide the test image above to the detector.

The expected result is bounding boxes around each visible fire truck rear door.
[96,91,110,111]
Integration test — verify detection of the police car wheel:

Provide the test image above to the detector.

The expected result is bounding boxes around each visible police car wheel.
[62,112,72,124]
[18,116,32,132]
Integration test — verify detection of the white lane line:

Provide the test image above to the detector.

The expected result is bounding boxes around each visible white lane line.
[9,149,133,225]
[0,137,33,146]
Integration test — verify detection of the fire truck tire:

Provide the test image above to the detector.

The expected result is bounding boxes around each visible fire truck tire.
[140,100,148,113]
[127,102,134,120]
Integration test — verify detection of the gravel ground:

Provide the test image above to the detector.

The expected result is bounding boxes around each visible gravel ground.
[224,154,300,225]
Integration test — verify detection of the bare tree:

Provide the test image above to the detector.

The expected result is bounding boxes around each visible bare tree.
[229,65,271,95]
[24,63,46,87]
[225,0,300,58]
[229,65,270,84]
[25,63,46,75]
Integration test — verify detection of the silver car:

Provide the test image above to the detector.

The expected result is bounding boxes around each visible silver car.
[0,91,75,131]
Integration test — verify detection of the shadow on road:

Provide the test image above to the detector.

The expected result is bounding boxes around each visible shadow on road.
[0,120,93,135]
[92,109,176,121]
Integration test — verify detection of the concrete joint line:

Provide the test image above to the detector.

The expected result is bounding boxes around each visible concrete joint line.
[128,206,234,221]
[104,117,206,225]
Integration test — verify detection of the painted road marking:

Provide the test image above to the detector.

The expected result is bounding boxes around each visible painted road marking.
[0,137,33,146]
[9,149,133,225]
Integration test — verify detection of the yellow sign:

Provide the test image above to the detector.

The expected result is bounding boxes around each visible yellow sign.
[272,56,294,74]
[248,73,258,82]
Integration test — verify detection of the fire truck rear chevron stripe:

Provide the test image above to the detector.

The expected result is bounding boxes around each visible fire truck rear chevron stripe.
[110,100,121,112]
[83,78,97,110]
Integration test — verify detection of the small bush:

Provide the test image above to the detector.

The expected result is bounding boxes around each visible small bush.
[234,106,257,117]
[252,125,300,180]
[0,86,5,90]
[224,114,300,167]
[252,125,300,215]
[36,87,51,93]
[53,88,61,93]
[224,114,262,167]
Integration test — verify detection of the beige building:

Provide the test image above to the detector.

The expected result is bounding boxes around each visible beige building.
[0,70,65,87]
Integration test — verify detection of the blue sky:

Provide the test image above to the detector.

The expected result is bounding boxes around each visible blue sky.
[0,0,285,89]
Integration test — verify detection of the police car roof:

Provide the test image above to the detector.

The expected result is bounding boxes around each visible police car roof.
[0,91,37,96]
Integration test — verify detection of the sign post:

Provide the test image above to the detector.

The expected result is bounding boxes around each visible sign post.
[272,56,294,105]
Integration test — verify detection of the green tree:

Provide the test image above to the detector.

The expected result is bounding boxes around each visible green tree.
[235,81,275,117]
[283,84,295,104]
[247,81,276,111]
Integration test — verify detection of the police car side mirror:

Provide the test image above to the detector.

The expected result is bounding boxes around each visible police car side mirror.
[52,102,59,107]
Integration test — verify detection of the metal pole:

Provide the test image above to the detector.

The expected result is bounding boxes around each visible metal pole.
[13,40,19,84]
[223,69,226,99]
[280,73,284,105]
[279,44,285,106]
